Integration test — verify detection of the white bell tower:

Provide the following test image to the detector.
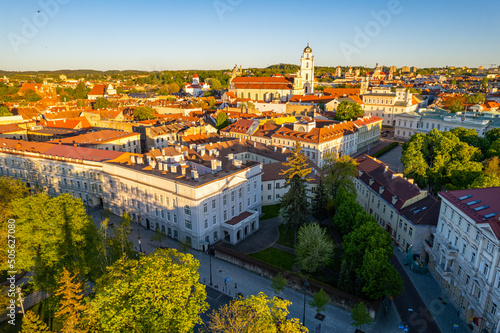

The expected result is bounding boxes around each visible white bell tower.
[300,44,314,95]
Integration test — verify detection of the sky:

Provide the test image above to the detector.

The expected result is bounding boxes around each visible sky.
[1,0,499,71]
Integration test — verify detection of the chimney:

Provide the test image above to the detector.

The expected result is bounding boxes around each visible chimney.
[191,170,199,181]
[171,165,177,173]
[189,143,196,150]
[274,146,277,152]
[175,146,182,152]
[130,155,136,164]
[408,178,414,184]
[151,160,157,169]
[228,153,234,160]
[217,160,222,171]
[392,196,398,205]
[211,159,217,173]
[159,163,164,171]
[253,141,256,148]
[281,147,286,153]
[379,186,385,194]
[233,159,242,168]
[200,149,205,156]
[137,157,143,164]
[181,166,186,176]
[384,165,388,172]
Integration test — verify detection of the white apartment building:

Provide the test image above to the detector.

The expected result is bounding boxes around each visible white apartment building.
[425,187,500,333]
[394,108,500,141]
[0,138,263,250]
[354,155,439,254]
[362,86,419,127]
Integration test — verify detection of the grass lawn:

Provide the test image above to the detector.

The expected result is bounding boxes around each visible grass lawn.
[261,204,280,220]
[277,224,295,249]
[249,247,296,271]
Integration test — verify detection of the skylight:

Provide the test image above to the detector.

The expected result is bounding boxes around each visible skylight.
[458,194,472,201]
[465,200,481,206]
[473,205,490,212]
[483,212,498,219]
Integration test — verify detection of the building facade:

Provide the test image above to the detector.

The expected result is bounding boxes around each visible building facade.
[425,187,500,333]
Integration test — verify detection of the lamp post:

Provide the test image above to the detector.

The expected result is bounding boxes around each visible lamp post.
[208,241,213,286]
[138,236,142,253]
[302,279,310,326]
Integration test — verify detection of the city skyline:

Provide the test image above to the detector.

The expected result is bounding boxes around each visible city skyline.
[1,0,499,71]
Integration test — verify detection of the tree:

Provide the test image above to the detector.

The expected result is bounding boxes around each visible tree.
[151,228,166,247]
[337,259,356,294]
[207,78,222,90]
[271,272,287,297]
[23,89,42,102]
[447,98,464,113]
[334,101,364,121]
[93,97,109,109]
[204,292,307,333]
[295,223,335,273]
[333,194,363,235]
[0,105,13,116]
[11,193,102,292]
[133,106,155,120]
[484,156,500,178]
[279,141,312,244]
[85,248,208,333]
[481,76,489,90]
[465,93,485,105]
[309,289,330,313]
[322,153,358,201]
[350,302,373,330]
[486,139,500,158]
[21,310,51,333]
[470,174,500,188]
[311,177,329,221]
[215,112,229,131]
[55,268,87,333]
[486,128,500,144]
[359,249,404,300]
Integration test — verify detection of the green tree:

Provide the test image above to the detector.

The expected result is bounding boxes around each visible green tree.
[484,156,500,177]
[448,98,464,113]
[311,177,329,221]
[322,154,358,202]
[481,76,489,90]
[0,105,13,116]
[486,139,500,158]
[486,128,500,144]
[470,174,500,188]
[204,292,307,333]
[207,78,222,90]
[21,310,52,333]
[55,268,87,333]
[350,302,373,330]
[309,289,330,313]
[151,228,166,247]
[465,93,485,104]
[333,196,363,235]
[93,97,109,109]
[168,82,180,93]
[295,223,335,273]
[359,249,403,300]
[279,141,312,244]
[133,106,155,120]
[86,248,208,333]
[334,101,364,121]
[11,193,102,292]
[271,272,287,297]
[215,112,229,131]
[337,259,356,294]
[451,78,457,85]
[23,89,42,102]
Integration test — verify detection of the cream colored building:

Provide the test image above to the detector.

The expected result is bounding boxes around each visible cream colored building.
[425,188,500,333]
[0,138,263,250]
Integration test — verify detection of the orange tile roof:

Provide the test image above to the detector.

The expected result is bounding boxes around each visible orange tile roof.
[48,129,138,145]
[44,116,92,129]
[88,84,106,96]
[323,88,360,97]
[272,121,357,144]
[232,76,294,90]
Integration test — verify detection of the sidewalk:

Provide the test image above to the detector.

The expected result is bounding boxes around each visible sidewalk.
[393,247,470,333]
[89,208,403,333]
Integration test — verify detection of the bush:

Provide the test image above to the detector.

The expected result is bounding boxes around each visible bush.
[371,142,399,158]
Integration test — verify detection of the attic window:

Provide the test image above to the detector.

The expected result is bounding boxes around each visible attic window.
[473,205,489,212]
[458,194,472,201]
[483,212,498,219]
[465,200,481,206]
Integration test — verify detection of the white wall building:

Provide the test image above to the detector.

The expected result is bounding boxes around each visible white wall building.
[425,187,500,333]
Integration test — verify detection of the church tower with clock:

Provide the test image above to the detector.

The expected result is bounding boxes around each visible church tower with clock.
[300,44,314,95]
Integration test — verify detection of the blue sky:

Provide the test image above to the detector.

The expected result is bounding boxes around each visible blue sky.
[1,0,499,71]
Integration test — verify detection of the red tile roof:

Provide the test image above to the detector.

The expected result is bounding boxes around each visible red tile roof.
[88,84,106,96]
[48,129,138,145]
[224,211,253,226]
[439,187,500,240]
[231,76,294,90]
[272,121,357,144]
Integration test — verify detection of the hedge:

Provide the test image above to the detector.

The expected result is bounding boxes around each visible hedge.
[371,142,399,158]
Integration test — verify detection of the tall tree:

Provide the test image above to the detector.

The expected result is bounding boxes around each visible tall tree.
[0,105,13,116]
[279,141,312,244]
[322,153,358,201]
[309,289,330,314]
[11,193,102,292]
[486,128,500,144]
[311,177,329,221]
[204,292,307,333]
[85,248,208,333]
[359,249,403,300]
[21,310,52,333]
[350,302,373,330]
[93,97,109,109]
[333,195,364,236]
[133,106,155,120]
[215,112,229,130]
[295,223,335,273]
[55,268,87,333]
[334,101,364,121]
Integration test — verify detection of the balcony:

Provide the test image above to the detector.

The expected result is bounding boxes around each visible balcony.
[435,262,453,282]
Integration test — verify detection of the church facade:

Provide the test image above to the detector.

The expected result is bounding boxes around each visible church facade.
[228,45,315,103]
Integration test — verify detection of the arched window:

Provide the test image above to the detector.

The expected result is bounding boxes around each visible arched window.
[306,62,309,68]
[306,74,309,81]
[184,205,191,216]
[305,86,308,94]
